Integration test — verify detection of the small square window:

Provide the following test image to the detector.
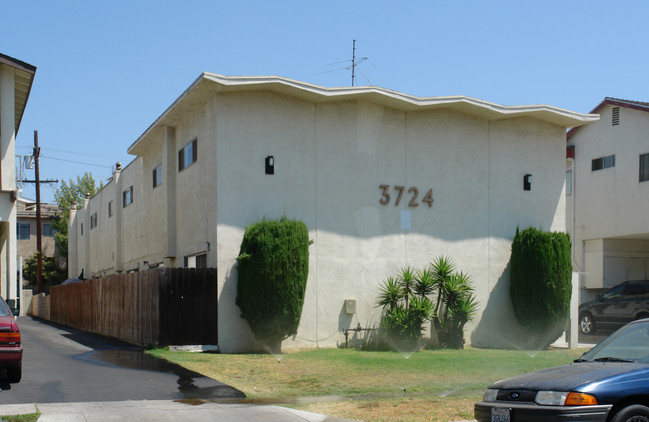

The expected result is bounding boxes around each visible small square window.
[153,164,163,188]
[43,223,56,237]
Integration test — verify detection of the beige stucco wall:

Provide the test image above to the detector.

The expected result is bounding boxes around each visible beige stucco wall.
[212,92,569,351]
[568,104,649,294]
[0,65,18,302]
[69,86,575,351]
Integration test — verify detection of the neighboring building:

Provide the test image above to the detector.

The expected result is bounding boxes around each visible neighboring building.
[0,53,36,308]
[567,98,649,303]
[16,198,61,284]
[68,73,596,352]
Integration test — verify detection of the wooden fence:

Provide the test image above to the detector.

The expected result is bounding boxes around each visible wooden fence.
[49,268,217,346]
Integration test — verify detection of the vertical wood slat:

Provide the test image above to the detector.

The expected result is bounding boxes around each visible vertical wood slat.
[49,268,217,346]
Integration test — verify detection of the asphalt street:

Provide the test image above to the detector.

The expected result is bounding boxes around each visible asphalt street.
[0,316,244,404]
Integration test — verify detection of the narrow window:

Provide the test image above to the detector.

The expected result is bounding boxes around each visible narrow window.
[17,222,30,240]
[566,170,573,195]
[90,213,98,229]
[612,106,620,126]
[108,200,114,217]
[153,164,163,188]
[640,153,649,182]
[592,154,616,171]
[123,186,134,207]
[178,139,198,171]
[80,223,84,236]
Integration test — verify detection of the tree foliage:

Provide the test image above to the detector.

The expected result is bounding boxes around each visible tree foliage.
[235,217,311,353]
[510,227,572,347]
[23,252,66,290]
[53,172,101,257]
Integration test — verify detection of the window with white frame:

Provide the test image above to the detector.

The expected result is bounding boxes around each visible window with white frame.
[153,164,163,188]
[592,154,615,171]
[184,254,207,268]
[640,153,649,182]
[123,186,134,207]
[178,139,197,171]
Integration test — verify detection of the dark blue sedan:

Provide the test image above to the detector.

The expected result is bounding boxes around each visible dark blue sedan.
[475,319,649,422]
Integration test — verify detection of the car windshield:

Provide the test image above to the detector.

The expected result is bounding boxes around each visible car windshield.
[580,322,649,363]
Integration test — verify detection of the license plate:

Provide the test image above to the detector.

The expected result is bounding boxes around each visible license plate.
[491,408,510,422]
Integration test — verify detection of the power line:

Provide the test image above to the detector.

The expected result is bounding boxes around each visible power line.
[40,155,114,169]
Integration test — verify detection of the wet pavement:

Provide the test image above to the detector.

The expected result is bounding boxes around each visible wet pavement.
[0,317,244,404]
[0,317,356,421]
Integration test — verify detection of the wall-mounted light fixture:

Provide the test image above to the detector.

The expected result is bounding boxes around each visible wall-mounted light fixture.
[524,174,532,191]
[265,155,274,175]
[143,261,148,267]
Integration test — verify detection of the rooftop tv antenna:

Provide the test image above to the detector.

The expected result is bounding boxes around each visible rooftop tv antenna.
[351,39,368,87]
[314,40,375,86]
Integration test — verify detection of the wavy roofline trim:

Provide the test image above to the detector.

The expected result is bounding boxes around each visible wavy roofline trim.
[129,72,598,155]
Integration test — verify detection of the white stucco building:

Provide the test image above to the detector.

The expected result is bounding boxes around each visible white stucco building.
[567,98,649,303]
[68,73,596,351]
[0,53,36,309]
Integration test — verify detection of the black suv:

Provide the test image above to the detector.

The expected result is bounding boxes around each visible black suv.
[579,280,649,335]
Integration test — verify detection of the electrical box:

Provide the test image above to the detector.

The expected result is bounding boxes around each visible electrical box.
[344,298,356,315]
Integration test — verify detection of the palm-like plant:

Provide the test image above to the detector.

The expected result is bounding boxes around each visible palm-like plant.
[377,257,479,350]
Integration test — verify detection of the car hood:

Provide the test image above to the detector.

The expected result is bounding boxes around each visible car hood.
[490,362,649,392]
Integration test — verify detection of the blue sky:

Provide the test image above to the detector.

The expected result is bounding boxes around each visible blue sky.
[3,0,648,203]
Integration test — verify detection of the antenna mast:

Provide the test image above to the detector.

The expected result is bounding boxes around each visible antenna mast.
[352,40,356,87]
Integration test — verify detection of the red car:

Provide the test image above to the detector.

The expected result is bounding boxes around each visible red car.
[0,297,21,383]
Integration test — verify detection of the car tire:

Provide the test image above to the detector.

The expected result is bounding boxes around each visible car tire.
[611,404,649,422]
[6,365,21,383]
[579,312,596,335]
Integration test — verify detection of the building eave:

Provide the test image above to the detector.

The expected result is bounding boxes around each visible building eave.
[567,97,649,139]
[0,53,37,135]
[129,73,598,156]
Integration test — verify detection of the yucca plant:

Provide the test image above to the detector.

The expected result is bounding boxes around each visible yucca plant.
[377,257,479,350]
[377,270,433,351]
[430,258,478,349]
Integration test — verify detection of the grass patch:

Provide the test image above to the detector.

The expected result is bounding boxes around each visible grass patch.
[0,413,40,422]
[148,346,586,421]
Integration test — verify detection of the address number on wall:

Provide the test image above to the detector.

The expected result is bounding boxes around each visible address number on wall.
[379,185,434,208]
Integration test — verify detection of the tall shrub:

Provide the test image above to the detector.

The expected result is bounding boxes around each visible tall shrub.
[510,227,572,347]
[235,217,310,353]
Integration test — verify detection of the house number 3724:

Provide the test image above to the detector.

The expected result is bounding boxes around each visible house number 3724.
[379,185,434,207]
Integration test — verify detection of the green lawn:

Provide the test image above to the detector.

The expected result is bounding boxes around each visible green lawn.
[148,347,586,421]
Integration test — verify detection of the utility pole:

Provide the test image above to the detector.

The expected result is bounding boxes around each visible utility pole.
[34,131,43,294]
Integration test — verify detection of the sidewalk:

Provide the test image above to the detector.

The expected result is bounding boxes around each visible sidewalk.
[0,400,357,422]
